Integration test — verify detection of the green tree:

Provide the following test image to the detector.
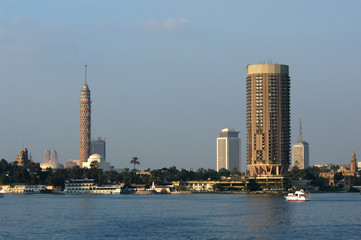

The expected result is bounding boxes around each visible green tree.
[219,168,231,177]
[13,167,31,184]
[69,166,84,179]
[130,157,140,172]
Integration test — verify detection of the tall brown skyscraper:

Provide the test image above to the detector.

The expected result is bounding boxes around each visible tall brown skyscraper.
[80,65,91,164]
[246,64,290,176]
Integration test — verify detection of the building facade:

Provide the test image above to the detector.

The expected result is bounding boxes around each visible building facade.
[80,65,91,164]
[350,152,357,173]
[90,137,106,159]
[217,128,240,171]
[50,150,58,163]
[44,149,58,163]
[64,159,81,168]
[15,148,30,168]
[292,120,309,169]
[44,150,50,163]
[246,64,290,176]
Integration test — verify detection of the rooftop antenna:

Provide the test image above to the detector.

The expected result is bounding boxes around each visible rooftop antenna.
[299,118,303,142]
[84,64,87,85]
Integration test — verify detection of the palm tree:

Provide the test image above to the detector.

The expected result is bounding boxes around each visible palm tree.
[130,157,140,172]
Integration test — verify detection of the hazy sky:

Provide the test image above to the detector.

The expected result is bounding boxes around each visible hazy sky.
[1,1,361,171]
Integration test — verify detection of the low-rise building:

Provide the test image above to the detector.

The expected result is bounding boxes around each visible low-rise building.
[82,154,110,171]
[173,179,251,192]
[64,159,81,168]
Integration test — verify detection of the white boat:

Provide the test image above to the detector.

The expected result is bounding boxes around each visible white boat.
[285,189,311,201]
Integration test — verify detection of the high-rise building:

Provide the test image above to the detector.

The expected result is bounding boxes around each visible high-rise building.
[50,150,58,163]
[91,137,106,159]
[44,149,58,163]
[217,128,240,171]
[292,120,309,169]
[44,150,50,163]
[80,65,91,164]
[350,152,357,173]
[246,64,290,176]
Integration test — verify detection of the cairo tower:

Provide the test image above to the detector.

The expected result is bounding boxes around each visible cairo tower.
[246,64,290,176]
[80,65,91,164]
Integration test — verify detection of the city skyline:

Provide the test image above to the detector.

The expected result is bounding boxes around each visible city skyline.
[1,1,361,170]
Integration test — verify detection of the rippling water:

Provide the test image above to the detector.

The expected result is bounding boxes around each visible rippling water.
[1,193,360,239]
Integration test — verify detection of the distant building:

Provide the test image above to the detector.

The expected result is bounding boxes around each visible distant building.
[44,150,59,163]
[246,64,290,176]
[314,163,332,169]
[217,128,240,171]
[342,153,360,189]
[319,171,336,186]
[350,152,357,173]
[15,148,30,168]
[292,120,309,169]
[44,150,50,163]
[319,153,360,190]
[40,149,64,171]
[91,137,106,159]
[64,159,81,168]
[50,150,58,163]
[82,154,110,171]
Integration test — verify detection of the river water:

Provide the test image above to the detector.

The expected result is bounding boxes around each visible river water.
[1,193,360,239]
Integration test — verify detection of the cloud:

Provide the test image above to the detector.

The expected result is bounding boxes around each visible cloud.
[141,18,191,32]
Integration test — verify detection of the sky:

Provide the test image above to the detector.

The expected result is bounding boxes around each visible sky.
[1,0,361,171]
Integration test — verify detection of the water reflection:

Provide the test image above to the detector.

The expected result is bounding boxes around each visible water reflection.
[244,195,291,237]
[2,193,361,239]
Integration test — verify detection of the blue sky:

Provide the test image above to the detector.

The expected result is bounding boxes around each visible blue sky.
[1,0,361,170]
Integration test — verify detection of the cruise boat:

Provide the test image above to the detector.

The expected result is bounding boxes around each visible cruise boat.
[285,189,311,201]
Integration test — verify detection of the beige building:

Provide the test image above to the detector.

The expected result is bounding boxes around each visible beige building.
[217,128,240,171]
[80,65,91,164]
[292,120,309,169]
[15,148,30,168]
[64,159,81,168]
[246,64,290,176]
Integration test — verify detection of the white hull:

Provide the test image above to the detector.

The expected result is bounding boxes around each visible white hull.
[285,189,311,201]
[285,197,310,201]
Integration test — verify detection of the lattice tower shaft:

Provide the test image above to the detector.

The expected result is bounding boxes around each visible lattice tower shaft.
[80,65,91,164]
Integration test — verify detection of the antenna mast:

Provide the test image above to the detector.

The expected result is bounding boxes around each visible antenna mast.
[299,118,303,142]
[85,64,87,85]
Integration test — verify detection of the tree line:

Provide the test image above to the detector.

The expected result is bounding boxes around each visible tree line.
[1,158,347,190]
[0,158,242,188]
